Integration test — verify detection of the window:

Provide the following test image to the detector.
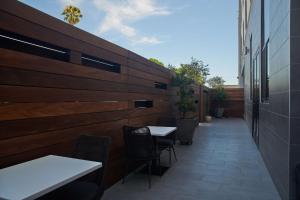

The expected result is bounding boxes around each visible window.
[261,41,270,101]
[261,0,270,102]
[263,0,270,44]
[242,22,245,45]
[250,35,253,100]
[245,0,247,25]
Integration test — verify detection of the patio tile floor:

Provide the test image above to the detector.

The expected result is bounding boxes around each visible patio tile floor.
[102,118,281,200]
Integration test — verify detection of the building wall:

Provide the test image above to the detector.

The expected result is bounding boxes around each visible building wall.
[290,1,300,199]
[238,0,252,87]
[240,0,291,199]
[260,0,291,199]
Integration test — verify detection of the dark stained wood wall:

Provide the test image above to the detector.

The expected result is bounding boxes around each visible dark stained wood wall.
[0,0,175,187]
[210,87,244,118]
[199,86,210,122]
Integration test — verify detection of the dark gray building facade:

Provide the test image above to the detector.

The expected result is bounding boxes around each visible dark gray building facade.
[239,0,300,199]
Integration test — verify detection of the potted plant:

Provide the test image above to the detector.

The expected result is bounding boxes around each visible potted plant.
[169,58,210,145]
[207,76,227,118]
[172,74,197,145]
[214,87,227,118]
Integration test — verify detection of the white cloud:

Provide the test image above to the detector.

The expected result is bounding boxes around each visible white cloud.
[135,36,162,45]
[59,0,84,7]
[92,0,170,45]
[57,0,170,45]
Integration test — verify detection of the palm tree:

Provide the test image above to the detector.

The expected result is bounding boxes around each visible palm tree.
[62,5,82,25]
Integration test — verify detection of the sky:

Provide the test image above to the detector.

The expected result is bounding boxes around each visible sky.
[21,0,239,85]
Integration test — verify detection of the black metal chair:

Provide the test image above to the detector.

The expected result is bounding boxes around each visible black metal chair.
[122,126,161,188]
[39,135,111,200]
[156,117,177,166]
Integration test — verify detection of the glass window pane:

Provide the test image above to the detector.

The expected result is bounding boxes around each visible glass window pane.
[264,0,270,43]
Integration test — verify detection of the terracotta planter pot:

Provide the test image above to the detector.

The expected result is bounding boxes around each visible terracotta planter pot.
[177,118,197,145]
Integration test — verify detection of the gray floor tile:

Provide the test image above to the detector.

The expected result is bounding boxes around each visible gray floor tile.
[102,118,281,200]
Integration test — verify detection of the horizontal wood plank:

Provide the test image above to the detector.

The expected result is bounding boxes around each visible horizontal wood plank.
[0,140,76,169]
[0,85,170,103]
[0,66,128,92]
[0,49,128,82]
[0,119,128,158]
[128,67,170,83]
[0,101,128,121]
[0,110,128,140]
[128,59,171,80]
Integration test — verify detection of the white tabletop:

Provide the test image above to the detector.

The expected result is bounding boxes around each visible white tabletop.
[147,126,177,137]
[0,155,102,200]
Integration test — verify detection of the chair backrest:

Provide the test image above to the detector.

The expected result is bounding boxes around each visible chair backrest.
[73,135,111,189]
[157,117,177,127]
[123,126,155,160]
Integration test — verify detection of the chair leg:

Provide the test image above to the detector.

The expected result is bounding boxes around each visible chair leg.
[172,146,177,161]
[169,146,172,167]
[122,160,129,184]
[147,161,152,189]
[158,156,162,177]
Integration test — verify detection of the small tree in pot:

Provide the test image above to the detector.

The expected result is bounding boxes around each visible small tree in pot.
[207,76,227,118]
[214,87,227,117]
[172,73,195,119]
[170,58,209,144]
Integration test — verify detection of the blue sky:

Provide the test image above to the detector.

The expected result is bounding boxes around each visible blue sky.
[22,0,238,85]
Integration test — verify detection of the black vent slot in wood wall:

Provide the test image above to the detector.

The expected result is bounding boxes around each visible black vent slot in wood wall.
[0,29,70,62]
[134,100,153,108]
[154,82,167,90]
[81,54,121,73]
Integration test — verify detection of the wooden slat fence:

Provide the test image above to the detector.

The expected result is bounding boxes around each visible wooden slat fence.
[210,87,244,118]
[0,0,179,187]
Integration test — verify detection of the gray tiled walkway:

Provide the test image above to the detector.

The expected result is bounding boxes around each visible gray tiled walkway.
[103,118,281,200]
